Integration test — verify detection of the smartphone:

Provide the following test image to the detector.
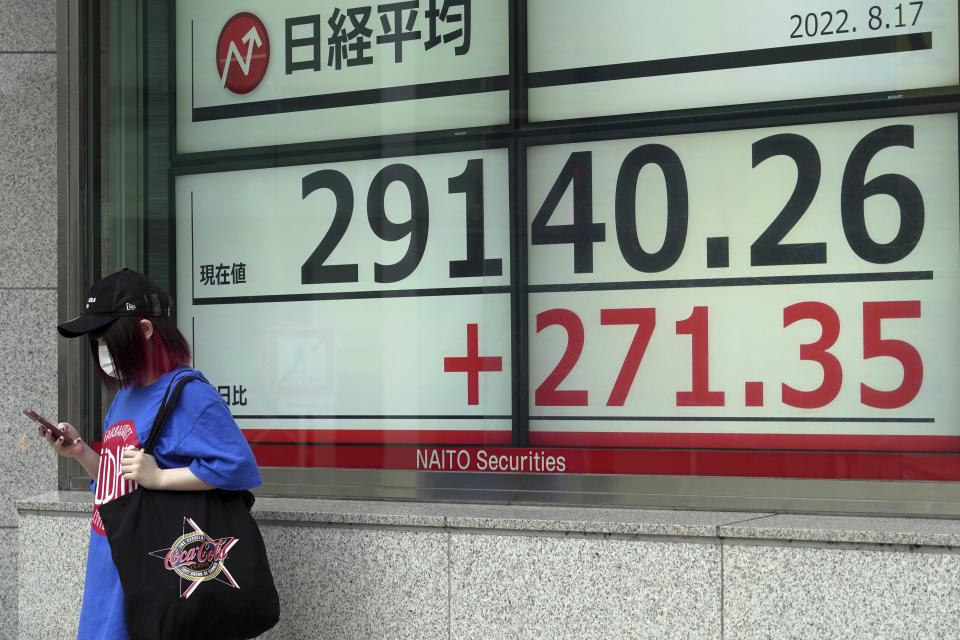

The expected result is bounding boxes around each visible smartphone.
[23,409,74,447]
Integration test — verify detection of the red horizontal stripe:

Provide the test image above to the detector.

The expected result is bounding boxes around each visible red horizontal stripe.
[241,429,960,452]
[242,428,511,445]
[530,431,960,452]
[249,444,960,481]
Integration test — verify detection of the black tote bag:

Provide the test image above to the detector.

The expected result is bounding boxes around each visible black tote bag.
[98,374,280,640]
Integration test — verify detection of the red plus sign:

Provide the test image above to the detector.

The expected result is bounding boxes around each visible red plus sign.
[444,323,502,405]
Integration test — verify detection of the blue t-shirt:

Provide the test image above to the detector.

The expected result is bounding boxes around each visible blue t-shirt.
[77,367,262,640]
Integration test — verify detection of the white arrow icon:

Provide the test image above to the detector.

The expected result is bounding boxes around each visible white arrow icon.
[221,26,263,88]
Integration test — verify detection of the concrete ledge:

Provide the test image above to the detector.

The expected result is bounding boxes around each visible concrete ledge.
[15,491,92,514]
[17,491,960,548]
[718,513,960,548]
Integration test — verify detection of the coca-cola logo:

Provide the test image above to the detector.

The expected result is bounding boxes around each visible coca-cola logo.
[149,516,240,598]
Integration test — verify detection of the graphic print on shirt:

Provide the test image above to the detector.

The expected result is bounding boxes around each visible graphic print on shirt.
[92,420,141,536]
[149,516,240,598]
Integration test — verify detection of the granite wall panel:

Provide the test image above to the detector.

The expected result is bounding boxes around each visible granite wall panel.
[449,532,721,640]
[724,543,960,640]
[0,0,56,52]
[0,290,59,526]
[17,509,89,640]
[258,524,449,640]
[2,4,59,638]
[0,54,57,289]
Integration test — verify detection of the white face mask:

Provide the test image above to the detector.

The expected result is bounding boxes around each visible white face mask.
[98,344,119,379]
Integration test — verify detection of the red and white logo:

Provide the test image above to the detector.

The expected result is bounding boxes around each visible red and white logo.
[92,420,141,536]
[216,12,270,94]
[150,516,240,599]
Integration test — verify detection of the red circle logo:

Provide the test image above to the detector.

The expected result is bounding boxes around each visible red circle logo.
[216,12,270,94]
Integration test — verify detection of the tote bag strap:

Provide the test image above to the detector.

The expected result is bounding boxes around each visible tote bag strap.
[142,373,206,455]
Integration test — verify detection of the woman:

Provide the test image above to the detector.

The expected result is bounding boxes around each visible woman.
[40,268,262,640]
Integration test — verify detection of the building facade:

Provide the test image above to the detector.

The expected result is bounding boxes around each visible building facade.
[8,1,960,638]
[1,0,58,636]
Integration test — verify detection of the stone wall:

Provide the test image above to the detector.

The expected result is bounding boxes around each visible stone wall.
[0,1,59,638]
[18,495,960,639]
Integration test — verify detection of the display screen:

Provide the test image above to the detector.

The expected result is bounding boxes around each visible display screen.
[527,0,959,121]
[175,0,510,153]
[175,148,514,458]
[527,113,960,454]
[172,1,960,480]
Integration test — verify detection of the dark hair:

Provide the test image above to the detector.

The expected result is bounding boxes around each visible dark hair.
[89,316,192,389]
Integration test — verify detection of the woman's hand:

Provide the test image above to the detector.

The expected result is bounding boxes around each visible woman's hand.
[39,422,84,458]
[119,449,214,491]
[39,421,100,480]
[120,448,162,489]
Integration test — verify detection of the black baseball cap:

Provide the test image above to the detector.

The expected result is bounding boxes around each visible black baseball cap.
[57,269,171,338]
